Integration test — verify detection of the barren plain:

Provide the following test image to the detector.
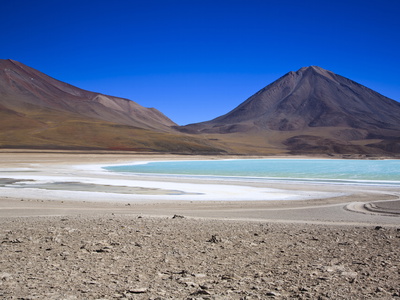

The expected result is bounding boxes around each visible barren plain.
[0,152,399,299]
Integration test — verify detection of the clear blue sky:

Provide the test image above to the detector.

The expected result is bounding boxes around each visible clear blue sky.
[2,0,399,125]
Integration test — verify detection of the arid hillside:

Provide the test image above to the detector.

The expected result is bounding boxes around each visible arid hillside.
[178,66,400,156]
[0,59,222,153]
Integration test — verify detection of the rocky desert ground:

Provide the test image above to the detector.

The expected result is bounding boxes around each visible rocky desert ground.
[0,215,399,300]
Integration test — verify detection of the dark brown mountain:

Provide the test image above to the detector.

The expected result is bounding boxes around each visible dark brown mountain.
[0,59,222,153]
[178,66,400,156]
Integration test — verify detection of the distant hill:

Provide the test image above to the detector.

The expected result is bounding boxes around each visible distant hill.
[178,66,400,156]
[0,59,222,153]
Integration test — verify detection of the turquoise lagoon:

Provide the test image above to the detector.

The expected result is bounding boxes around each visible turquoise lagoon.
[104,159,400,186]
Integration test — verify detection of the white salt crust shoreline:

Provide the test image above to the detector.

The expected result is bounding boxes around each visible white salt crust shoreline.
[2,156,400,203]
[1,168,345,203]
[1,153,399,225]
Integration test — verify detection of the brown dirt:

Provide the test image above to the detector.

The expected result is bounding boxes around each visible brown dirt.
[0,215,399,299]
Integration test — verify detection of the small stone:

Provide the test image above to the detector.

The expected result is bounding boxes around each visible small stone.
[0,272,12,281]
[95,246,113,253]
[207,235,221,243]
[172,214,185,219]
[341,271,358,278]
[113,293,124,298]
[375,287,386,293]
[190,289,211,296]
[221,274,235,280]
[128,287,147,293]
[318,277,329,281]
[185,281,198,287]
[199,284,210,290]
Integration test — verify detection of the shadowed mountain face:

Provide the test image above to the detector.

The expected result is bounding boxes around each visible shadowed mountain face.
[179,66,400,155]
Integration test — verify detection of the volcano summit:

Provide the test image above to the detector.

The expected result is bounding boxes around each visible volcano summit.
[179,66,400,155]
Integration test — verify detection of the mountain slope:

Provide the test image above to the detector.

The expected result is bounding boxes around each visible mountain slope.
[179,66,400,155]
[0,59,223,153]
[0,59,175,131]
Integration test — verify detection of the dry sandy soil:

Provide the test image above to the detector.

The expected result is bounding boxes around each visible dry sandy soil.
[0,151,399,299]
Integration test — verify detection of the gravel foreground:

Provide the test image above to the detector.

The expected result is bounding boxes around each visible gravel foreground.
[1,215,399,300]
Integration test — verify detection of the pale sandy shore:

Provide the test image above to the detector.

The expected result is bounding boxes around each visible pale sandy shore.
[0,152,399,299]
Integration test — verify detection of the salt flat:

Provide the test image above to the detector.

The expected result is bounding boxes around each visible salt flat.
[0,152,399,225]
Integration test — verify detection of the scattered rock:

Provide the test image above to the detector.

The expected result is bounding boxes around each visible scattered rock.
[127,287,147,294]
[207,235,221,243]
[190,289,211,296]
[341,271,358,278]
[94,246,113,253]
[172,214,185,219]
[266,291,280,297]
[0,215,398,299]
[184,281,198,287]
[317,277,329,281]
[375,287,386,293]
[0,272,12,281]
[5,238,23,244]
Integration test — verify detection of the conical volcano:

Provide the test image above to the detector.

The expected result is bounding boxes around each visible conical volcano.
[179,66,400,155]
